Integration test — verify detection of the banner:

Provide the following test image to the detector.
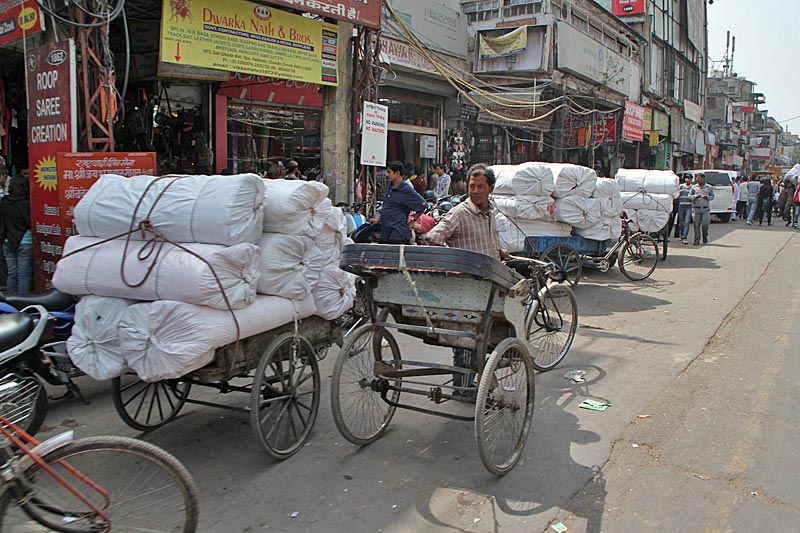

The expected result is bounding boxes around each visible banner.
[612,0,645,16]
[218,73,322,107]
[593,113,617,145]
[262,0,381,29]
[26,39,77,291]
[622,101,645,141]
[479,27,527,59]
[0,0,44,46]
[56,153,158,239]
[160,0,339,86]
[360,101,387,167]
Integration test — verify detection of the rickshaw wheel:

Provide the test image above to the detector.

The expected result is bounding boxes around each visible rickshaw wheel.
[525,282,578,371]
[251,332,320,460]
[475,338,535,476]
[541,243,582,288]
[112,373,192,431]
[618,234,659,281]
[331,324,402,446]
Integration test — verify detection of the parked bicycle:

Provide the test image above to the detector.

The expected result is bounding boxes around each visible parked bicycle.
[0,401,199,532]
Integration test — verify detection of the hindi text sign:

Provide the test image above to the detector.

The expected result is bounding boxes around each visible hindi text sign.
[360,101,387,167]
[262,0,380,29]
[622,101,645,141]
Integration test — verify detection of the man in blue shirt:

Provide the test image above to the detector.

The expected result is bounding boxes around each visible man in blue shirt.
[379,161,428,244]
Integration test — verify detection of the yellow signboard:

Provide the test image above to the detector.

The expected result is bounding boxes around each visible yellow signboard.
[159,0,338,86]
[479,27,527,59]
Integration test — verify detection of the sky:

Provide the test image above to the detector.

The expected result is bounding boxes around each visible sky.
[707,0,800,134]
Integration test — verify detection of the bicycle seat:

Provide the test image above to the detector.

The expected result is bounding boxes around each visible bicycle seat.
[0,313,34,352]
[3,289,76,312]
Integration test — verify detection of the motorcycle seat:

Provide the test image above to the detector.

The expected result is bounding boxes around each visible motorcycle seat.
[0,313,34,353]
[3,289,75,312]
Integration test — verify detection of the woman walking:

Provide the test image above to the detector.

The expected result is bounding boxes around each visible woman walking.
[0,174,32,295]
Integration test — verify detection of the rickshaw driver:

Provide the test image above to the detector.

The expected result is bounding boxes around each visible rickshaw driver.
[423,163,504,394]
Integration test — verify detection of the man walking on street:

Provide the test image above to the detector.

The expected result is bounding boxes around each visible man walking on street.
[433,163,451,199]
[736,178,748,220]
[746,176,760,225]
[690,173,715,245]
[677,175,693,244]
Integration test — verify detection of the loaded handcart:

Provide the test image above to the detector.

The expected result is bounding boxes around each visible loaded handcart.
[111,316,340,460]
[332,244,577,476]
[522,216,660,287]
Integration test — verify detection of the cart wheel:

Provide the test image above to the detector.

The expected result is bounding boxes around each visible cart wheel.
[250,332,320,460]
[618,234,659,281]
[541,243,582,288]
[475,338,535,476]
[112,373,191,431]
[525,282,578,371]
[331,323,401,446]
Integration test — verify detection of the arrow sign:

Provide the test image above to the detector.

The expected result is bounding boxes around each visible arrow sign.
[175,42,181,62]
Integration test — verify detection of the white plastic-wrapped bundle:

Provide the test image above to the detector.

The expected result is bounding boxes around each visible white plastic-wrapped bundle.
[616,169,680,198]
[554,196,602,229]
[53,237,260,310]
[491,163,556,196]
[262,180,332,237]
[314,265,357,320]
[493,195,556,221]
[631,209,669,233]
[257,234,323,298]
[67,296,136,380]
[608,215,622,240]
[592,177,620,198]
[315,207,347,265]
[517,219,572,236]
[592,178,623,217]
[74,174,265,246]
[620,191,674,213]
[548,163,597,198]
[496,214,572,252]
[120,295,317,382]
[597,196,623,218]
[574,215,622,241]
[496,212,526,252]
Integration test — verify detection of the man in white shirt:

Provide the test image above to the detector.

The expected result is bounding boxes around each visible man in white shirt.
[433,163,451,199]
[732,178,740,221]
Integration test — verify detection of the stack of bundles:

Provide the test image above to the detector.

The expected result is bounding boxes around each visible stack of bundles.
[492,163,571,251]
[549,163,598,199]
[575,178,624,241]
[615,169,679,233]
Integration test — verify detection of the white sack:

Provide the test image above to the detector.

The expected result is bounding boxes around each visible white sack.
[496,214,572,253]
[491,163,556,196]
[257,234,324,298]
[314,265,357,320]
[607,216,622,241]
[120,295,317,382]
[67,296,136,380]
[315,207,347,265]
[548,163,597,198]
[597,196,623,218]
[632,209,669,233]
[74,174,265,246]
[620,191,674,213]
[493,195,556,221]
[592,177,620,199]
[554,196,602,229]
[262,180,332,237]
[53,236,260,310]
[574,223,612,241]
[495,212,526,253]
[616,168,680,198]
[517,219,572,237]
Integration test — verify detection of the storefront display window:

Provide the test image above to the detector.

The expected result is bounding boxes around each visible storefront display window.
[226,104,321,174]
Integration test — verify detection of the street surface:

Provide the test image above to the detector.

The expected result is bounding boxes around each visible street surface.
[38,220,799,532]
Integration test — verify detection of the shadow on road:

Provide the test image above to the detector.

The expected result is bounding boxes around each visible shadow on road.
[648,254,720,269]
[576,284,672,317]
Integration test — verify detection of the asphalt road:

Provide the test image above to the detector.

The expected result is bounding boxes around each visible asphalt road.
[36,219,799,532]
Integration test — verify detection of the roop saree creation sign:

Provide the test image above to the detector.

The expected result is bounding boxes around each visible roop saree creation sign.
[160,0,339,85]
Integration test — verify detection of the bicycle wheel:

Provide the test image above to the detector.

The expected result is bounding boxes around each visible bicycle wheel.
[541,243,582,288]
[340,278,371,352]
[331,324,401,446]
[618,234,659,281]
[475,338,535,476]
[112,373,191,431]
[250,332,320,460]
[0,436,199,532]
[525,283,578,371]
[0,373,47,437]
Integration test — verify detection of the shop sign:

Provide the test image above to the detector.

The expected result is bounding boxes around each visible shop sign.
[479,27,527,59]
[0,0,43,46]
[384,0,466,59]
[459,103,479,121]
[612,0,645,16]
[709,145,720,159]
[732,155,744,167]
[360,101,387,166]
[684,99,703,124]
[556,22,630,96]
[750,147,772,159]
[379,36,436,74]
[563,113,616,146]
[622,101,645,141]
[160,0,339,86]
[218,73,322,107]
[594,113,617,145]
[56,152,157,241]
[262,0,380,29]
[26,39,77,291]
[686,0,705,51]
[419,135,437,159]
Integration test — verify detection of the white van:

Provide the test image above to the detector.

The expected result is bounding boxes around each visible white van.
[679,169,737,223]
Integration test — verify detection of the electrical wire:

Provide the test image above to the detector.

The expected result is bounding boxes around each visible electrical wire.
[36,0,125,28]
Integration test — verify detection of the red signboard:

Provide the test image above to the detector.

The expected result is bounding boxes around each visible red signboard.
[612,0,645,16]
[622,101,646,142]
[56,152,158,240]
[263,0,380,29]
[218,73,323,107]
[562,112,617,147]
[0,0,44,46]
[593,113,617,145]
[26,39,77,291]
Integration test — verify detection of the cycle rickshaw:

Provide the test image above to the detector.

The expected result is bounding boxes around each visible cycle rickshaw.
[331,244,577,476]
